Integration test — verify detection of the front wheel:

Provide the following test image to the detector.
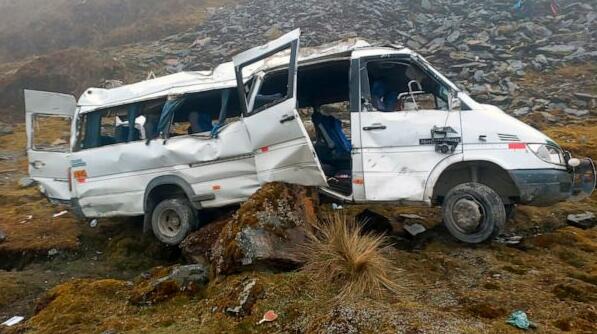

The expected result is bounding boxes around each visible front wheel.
[151,198,197,245]
[442,182,506,244]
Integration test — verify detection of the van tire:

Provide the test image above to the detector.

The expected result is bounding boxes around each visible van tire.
[151,198,196,245]
[442,182,506,244]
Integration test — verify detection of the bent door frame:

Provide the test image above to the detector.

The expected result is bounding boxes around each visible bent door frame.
[234,29,327,187]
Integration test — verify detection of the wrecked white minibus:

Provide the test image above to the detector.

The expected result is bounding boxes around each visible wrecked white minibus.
[25,29,595,245]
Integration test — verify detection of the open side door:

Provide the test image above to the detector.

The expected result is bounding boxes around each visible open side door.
[234,29,327,186]
[25,90,76,201]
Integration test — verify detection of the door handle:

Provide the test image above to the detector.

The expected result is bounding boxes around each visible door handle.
[363,124,387,131]
[280,114,296,124]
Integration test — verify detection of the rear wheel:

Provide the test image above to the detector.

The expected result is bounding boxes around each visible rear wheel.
[442,182,506,244]
[151,198,196,245]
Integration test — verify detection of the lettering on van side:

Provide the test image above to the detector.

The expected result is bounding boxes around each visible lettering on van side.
[70,159,87,168]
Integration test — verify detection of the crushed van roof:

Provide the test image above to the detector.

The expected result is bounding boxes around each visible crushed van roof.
[78,39,411,110]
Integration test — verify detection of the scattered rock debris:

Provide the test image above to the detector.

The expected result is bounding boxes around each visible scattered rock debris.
[566,212,596,229]
[225,278,264,317]
[129,264,209,305]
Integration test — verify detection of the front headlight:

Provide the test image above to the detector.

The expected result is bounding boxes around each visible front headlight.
[528,144,565,165]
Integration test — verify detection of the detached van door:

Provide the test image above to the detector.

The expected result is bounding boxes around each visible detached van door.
[234,29,327,186]
[24,90,76,201]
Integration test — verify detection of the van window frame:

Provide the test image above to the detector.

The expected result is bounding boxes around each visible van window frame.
[358,54,459,113]
[235,40,298,118]
[30,113,73,153]
[74,99,165,152]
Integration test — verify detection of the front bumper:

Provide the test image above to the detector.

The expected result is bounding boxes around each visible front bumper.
[510,158,595,206]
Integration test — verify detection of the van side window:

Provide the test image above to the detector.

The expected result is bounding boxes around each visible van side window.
[76,99,165,150]
[252,69,289,112]
[364,60,449,112]
[168,88,241,137]
[31,114,71,152]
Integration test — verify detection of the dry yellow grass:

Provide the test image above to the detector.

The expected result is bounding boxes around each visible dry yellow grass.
[296,213,400,299]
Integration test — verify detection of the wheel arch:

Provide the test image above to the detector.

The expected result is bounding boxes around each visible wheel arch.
[427,160,520,205]
[143,175,198,233]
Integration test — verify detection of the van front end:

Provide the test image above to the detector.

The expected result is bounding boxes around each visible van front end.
[509,146,596,206]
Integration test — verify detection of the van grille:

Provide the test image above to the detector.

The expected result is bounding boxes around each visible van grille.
[498,133,520,142]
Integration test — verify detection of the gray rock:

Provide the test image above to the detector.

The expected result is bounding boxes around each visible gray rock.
[567,212,596,229]
[129,264,209,305]
[537,45,577,56]
[446,30,461,43]
[403,223,427,236]
[421,0,433,11]
[540,112,558,123]
[564,108,589,117]
[225,278,264,316]
[512,107,530,117]
[19,177,36,188]
[534,54,548,65]
[0,123,13,136]
[0,228,6,243]
[473,70,485,83]
[48,248,59,256]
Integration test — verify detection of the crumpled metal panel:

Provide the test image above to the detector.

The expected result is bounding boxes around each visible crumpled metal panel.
[73,121,255,217]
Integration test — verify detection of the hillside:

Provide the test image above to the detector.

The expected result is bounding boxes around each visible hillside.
[0,0,228,62]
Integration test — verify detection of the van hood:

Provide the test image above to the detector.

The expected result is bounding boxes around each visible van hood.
[463,104,558,146]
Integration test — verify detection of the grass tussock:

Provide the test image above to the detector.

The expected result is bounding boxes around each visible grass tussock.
[296,213,400,299]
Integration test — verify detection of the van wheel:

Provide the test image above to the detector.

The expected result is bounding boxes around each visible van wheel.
[442,183,506,244]
[151,198,196,245]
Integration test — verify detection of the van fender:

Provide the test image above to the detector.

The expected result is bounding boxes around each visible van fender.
[423,154,512,203]
[143,175,215,233]
[143,175,198,211]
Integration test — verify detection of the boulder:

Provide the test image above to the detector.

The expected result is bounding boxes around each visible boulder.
[182,182,319,275]
[129,264,209,305]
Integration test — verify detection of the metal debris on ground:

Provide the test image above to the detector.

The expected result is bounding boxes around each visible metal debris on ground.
[496,235,523,245]
[403,223,427,237]
[1,316,25,327]
[399,214,425,220]
[257,310,278,325]
[506,310,536,330]
[566,212,596,229]
[18,215,33,224]
[52,210,68,218]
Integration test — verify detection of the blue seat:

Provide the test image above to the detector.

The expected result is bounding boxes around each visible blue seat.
[312,111,351,163]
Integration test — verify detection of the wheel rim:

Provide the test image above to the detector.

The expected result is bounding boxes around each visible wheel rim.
[451,196,486,234]
[157,209,182,238]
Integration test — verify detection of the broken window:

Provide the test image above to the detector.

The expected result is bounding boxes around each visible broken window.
[31,114,71,152]
[364,60,449,112]
[75,99,164,150]
[168,88,240,137]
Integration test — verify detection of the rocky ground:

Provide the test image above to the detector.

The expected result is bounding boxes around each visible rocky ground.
[0,0,596,333]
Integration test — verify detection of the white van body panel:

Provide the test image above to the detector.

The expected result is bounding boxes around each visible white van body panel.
[357,109,462,202]
[24,90,76,201]
[71,117,257,217]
